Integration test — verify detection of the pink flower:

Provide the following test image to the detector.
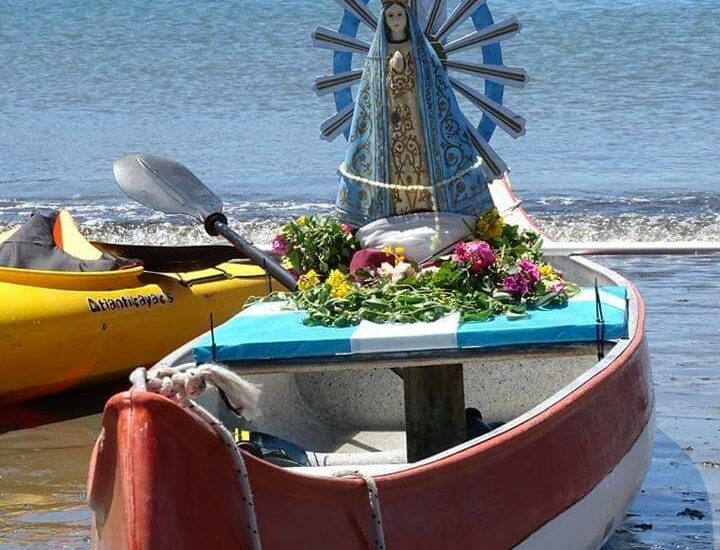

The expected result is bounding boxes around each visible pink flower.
[341,223,353,235]
[452,242,470,263]
[452,240,496,274]
[519,259,540,284]
[503,273,530,297]
[547,280,565,294]
[271,234,288,256]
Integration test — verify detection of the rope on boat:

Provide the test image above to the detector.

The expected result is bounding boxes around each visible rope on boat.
[334,470,387,550]
[130,364,264,550]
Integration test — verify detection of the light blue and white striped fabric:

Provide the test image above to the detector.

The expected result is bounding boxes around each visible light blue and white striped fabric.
[193,287,628,364]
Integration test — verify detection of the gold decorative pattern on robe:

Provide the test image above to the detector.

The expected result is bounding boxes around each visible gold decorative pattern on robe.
[386,42,433,214]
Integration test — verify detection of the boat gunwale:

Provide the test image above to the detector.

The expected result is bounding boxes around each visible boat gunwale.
[0,265,146,289]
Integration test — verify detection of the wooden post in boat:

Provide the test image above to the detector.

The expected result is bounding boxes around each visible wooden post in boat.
[403,364,466,462]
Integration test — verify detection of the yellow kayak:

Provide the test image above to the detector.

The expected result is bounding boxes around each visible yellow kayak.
[0,261,269,404]
[0,211,270,404]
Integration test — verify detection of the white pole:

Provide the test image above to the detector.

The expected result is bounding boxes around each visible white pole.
[543,241,720,256]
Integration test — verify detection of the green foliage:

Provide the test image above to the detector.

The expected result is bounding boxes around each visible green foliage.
[264,215,579,327]
[489,223,543,268]
[279,215,359,278]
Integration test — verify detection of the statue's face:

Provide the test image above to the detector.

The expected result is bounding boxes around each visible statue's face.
[384,4,408,35]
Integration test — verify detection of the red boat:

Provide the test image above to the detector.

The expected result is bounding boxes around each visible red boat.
[87,179,654,549]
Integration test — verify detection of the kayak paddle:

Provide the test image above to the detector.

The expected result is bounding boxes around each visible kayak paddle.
[112,153,298,291]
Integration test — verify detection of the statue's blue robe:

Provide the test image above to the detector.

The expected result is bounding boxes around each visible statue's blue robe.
[336,4,493,227]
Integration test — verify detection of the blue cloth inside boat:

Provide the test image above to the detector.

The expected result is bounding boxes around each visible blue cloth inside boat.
[193,287,628,364]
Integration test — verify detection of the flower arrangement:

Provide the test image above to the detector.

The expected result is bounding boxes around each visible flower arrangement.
[272,215,359,279]
[260,211,578,327]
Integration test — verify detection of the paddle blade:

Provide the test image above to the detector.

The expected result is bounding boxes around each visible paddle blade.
[113,154,223,221]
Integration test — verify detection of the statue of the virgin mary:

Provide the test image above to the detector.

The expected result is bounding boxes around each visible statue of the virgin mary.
[336,0,493,228]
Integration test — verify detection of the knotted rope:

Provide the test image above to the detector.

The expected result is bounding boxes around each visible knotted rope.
[334,470,387,550]
[130,364,263,550]
[131,364,262,420]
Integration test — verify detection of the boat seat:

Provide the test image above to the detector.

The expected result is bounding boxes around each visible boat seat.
[0,210,140,272]
[53,210,105,261]
[0,226,19,244]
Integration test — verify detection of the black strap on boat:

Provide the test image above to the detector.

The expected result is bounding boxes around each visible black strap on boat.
[207,313,247,418]
[595,279,606,360]
[624,293,630,333]
[218,387,246,417]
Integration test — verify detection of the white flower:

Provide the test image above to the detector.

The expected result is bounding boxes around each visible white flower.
[377,262,395,279]
[420,265,440,277]
[391,262,415,284]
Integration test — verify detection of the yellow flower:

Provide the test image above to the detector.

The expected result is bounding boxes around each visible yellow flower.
[326,269,346,288]
[331,282,352,299]
[382,244,405,263]
[476,208,504,240]
[298,269,320,291]
[281,257,293,269]
[326,269,353,298]
[297,215,308,227]
[539,263,558,281]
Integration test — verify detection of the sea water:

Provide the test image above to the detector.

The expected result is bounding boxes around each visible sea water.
[0,0,718,547]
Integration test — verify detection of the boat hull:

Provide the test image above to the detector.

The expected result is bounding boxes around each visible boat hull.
[87,180,655,548]
[0,262,268,404]
[88,295,652,549]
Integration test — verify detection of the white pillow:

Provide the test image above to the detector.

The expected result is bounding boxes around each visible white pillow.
[356,212,475,261]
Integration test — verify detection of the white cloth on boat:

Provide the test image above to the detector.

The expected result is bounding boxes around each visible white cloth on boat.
[350,313,460,354]
[356,212,475,261]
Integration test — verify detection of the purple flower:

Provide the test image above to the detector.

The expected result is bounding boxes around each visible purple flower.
[452,240,496,274]
[271,234,288,256]
[519,259,540,284]
[503,273,530,298]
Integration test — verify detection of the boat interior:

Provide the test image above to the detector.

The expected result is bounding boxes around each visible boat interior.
[187,254,635,477]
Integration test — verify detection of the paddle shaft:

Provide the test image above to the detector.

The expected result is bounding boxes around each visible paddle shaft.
[212,219,298,291]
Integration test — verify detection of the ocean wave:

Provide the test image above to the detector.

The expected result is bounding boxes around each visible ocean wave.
[0,192,718,244]
[535,213,720,242]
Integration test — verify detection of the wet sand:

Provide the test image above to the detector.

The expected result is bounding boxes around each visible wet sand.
[0,256,718,548]
[0,415,97,549]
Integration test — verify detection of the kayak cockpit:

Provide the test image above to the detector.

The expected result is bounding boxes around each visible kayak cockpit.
[0,210,256,290]
[0,210,139,272]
